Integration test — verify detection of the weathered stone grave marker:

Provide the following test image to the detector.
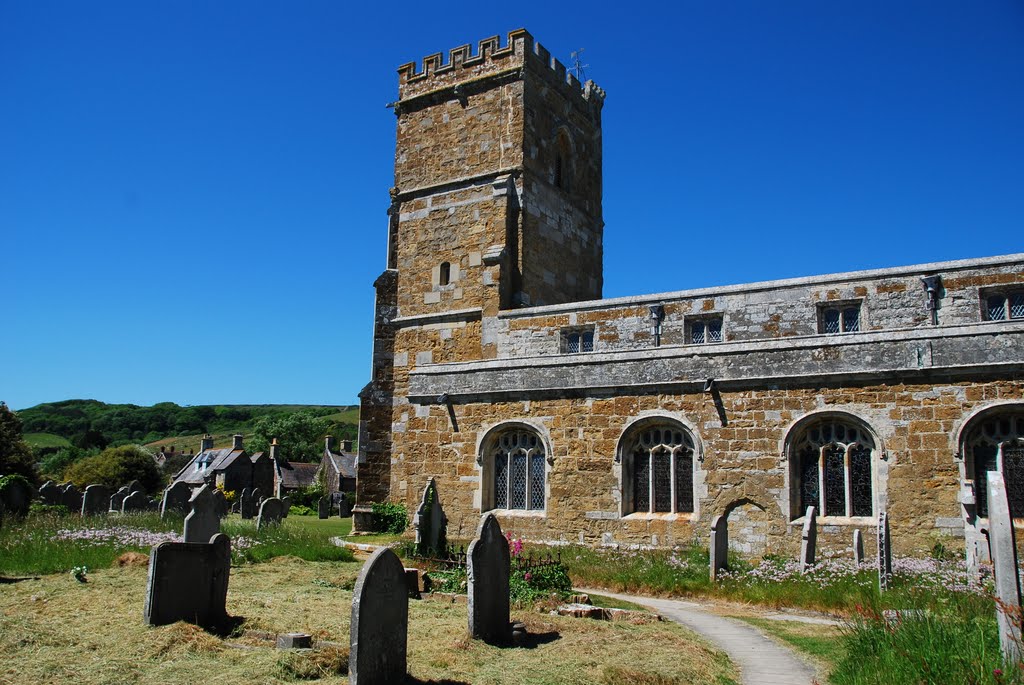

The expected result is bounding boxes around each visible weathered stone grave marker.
[143,533,231,629]
[467,512,511,644]
[338,496,353,518]
[161,481,192,518]
[0,475,33,518]
[414,478,448,556]
[349,547,408,685]
[853,529,864,565]
[239,488,256,519]
[61,483,82,514]
[800,506,817,574]
[257,497,285,530]
[212,489,229,518]
[709,514,728,581]
[122,490,149,513]
[82,484,112,516]
[183,484,220,543]
[281,496,291,518]
[126,480,144,496]
[987,471,1022,664]
[878,511,892,591]
[39,480,60,506]
[318,495,331,519]
[110,486,130,513]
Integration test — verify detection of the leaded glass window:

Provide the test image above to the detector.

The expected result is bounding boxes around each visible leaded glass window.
[984,292,1024,322]
[628,425,696,514]
[690,318,723,344]
[820,304,861,334]
[563,330,595,353]
[488,428,546,511]
[966,414,1024,518]
[794,418,875,518]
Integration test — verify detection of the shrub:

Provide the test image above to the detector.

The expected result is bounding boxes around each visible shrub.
[289,504,315,516]
[370,501,407,534]
[63,445,162,493]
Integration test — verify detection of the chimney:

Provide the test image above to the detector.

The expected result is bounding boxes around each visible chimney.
[200,434,214,451]
[325,436,334,452]
[232,434,244,450]
[342,439,353,452]
[270,438,280,461]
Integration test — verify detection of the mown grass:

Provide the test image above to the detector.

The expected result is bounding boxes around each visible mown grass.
[0,556,738,685]
[23,431,72,448]
[0,511,353,576]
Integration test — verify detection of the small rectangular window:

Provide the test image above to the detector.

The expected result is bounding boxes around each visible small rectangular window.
[561,328,595,354]
[983,290,1024,321]
[688,316,723,344]
[819,303,861,334]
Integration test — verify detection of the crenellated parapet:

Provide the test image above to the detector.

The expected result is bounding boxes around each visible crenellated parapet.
[397,28,605,109]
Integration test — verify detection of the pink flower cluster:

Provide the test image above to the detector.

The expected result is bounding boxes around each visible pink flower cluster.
[54,527,183,548]
[505,532,524,558]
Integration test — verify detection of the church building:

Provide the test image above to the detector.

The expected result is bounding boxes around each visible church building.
[354,29,1024,565]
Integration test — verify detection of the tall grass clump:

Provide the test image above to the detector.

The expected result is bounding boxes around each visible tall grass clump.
[221,517,354,564]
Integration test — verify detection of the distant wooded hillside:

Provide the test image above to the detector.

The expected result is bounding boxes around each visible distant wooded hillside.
[16,400,358,450]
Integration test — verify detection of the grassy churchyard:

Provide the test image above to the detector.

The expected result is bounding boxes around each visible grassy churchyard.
[0,507,1021,684]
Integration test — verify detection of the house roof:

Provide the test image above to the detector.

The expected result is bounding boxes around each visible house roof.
[173,448,258,485]
[277,461,320,489]
[324,449,357,479]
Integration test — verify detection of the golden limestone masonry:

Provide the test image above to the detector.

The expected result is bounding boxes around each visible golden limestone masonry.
[354,29,1024,569]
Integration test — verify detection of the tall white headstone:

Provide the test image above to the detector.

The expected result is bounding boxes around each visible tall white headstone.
[987,471,1022,664]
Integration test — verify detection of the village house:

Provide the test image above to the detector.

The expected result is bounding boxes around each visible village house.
[172,434,274,496]
[316,436,357,503]
[353,29,1024,568]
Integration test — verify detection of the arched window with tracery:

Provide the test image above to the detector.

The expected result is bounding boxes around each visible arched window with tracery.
[965,412,1024,518]
[622,424,695,514]
[486,428,546,511]
[793,417,875,518]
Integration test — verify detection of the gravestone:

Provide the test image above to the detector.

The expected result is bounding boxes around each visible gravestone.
[987,471,1022,664]
[184,485,220,543]
[212,489,229,518]
[126,480,145,495]
[61,484,83,514]
[878,511,893,591]
[467,513,511,644]
[39,480,60,506]
[800,506,817,574]
[338,497,353,518]
[257,497,285,530]
[0,476,33,518]
[81,484,112,516]
[122,490,149,513]
[281,496,291,518]
[161,481,192,518]
[251,488,262,503]
[853,529,864,565]
[318,495,331,519]
[143,533,231,629]
[349,547,408,685]
[709,514,728,581]
[413,478,448,556]
[239,489,256,519]
[110,486,130,513]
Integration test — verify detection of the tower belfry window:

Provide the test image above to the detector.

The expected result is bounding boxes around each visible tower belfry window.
[439,262,451,286]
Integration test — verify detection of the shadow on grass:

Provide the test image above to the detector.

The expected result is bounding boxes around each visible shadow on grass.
[0,575,38,584]
[516,629,560,649]
[405,678,472,685]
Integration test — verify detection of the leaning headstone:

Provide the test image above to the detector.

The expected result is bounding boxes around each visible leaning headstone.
[239,489,256,519]
[161,481,192,518]
[39,480,61,506]
[338,497,353,518]
[987,471,1022,664]
[122,490,149,513]
[349,547,408,685]
[0,476,33,518]
[414,478,448,556]
[81,484,112,516]
[467,513,511,644]
[256,497,285,530]
[110,486,130,513]
[143,533,231,629]
[800,506,817,574]
[184,485,220,543]
[709,514,728,581]
[212,489,229,518]
[853,529,864,565]
[61,484,83,514]
[878,510,893,591]
[318,495,331,519]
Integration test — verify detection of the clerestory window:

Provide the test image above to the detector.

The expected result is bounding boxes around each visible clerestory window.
[793,418,875,518]
[488,428,546,512]
[983,291,1024,322]
[623,425,695,515]
[820,303,861,334]
[965,413,1024,518]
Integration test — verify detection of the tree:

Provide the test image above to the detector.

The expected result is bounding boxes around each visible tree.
[39,445,97,480]
[0,402,39,485]
[249,411,332,463]
[64,445,162,493]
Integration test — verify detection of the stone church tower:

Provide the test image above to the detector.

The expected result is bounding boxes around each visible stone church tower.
[356,30,606,521]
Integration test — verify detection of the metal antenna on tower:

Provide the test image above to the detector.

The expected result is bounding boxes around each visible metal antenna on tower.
[569,48,589,82]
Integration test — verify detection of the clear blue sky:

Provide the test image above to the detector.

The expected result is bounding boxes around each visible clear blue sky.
[3,1,1022,411]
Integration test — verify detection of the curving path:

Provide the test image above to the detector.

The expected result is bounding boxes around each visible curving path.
[578,589,819,685]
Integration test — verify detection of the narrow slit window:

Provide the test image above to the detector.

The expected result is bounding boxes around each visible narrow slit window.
[439,262,451,286]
